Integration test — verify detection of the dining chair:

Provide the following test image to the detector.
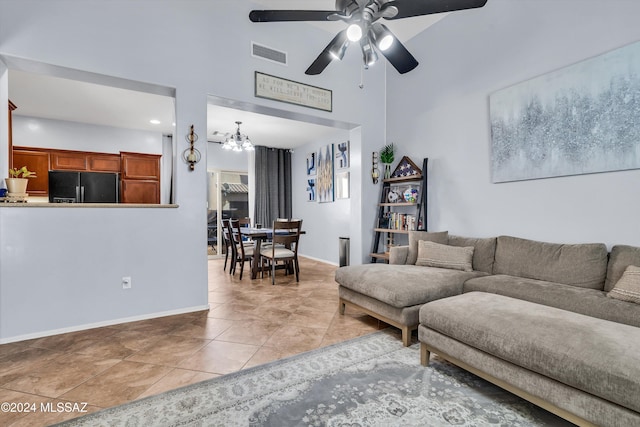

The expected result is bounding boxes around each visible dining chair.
[221,218,233,272]
[229,218,254,280]
[259,219,302,285]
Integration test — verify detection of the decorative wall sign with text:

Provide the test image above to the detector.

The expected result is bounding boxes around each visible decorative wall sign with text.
[255,72,332,112]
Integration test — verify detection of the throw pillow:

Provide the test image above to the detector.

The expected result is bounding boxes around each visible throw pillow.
[607,265,640,304]
[416,240,474,272]
[407,230,449,265]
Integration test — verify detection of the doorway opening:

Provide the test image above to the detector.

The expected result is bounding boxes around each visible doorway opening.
[207,170,249,257]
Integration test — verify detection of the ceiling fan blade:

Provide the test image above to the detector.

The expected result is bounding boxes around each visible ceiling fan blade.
[376,27,419,74]
[384,0,487,20]
[249,10,337,22]
[305,30,349,75]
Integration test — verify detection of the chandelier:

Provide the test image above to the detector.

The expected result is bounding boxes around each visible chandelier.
[222,121,254,152]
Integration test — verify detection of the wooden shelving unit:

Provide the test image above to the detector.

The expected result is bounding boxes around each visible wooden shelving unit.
[370,157,428,263]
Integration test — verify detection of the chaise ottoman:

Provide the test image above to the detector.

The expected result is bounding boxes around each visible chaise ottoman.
[419,292,640,427]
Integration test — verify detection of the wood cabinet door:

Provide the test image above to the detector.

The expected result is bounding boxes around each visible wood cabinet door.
[12,149,50,195]
[87,153,121,172]
[121,152,160,180]
[52,151,87,170]
[121,180,160,204]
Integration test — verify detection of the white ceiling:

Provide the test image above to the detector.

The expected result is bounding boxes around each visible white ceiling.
[9,70,176,134]
[8,1,445,150]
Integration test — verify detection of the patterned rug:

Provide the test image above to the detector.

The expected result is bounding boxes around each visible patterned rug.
[55,331,571,426]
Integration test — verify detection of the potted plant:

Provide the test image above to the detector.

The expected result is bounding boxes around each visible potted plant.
[379,143,395,179]
[6,166,36,194]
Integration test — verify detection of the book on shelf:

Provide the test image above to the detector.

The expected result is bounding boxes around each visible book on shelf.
[380,213,416,231]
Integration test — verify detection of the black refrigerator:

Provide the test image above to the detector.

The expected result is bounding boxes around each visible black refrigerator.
[49,171,120,203]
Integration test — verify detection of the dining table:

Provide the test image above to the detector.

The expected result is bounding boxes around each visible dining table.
[241,227,305,280]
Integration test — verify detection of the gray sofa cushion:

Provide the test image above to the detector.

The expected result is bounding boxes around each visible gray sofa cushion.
[464,274,640,328]
[335,264,485,308]
[416,241,474,271]
[608,265,640,304]
[605,244,640,292]
[448,235,497,274]
[406,230,449,265]
[420,292,640,414]
[493,235,608,289]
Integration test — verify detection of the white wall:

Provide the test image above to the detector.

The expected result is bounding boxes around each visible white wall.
[12,115,163,154]
[292,129,351,264]
[0,0,386,342]
[387,0,640,248]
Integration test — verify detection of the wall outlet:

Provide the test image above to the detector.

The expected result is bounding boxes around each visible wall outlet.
[122,276,132,289]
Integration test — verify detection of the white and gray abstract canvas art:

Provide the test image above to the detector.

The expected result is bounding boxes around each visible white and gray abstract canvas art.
[490,40,640,183]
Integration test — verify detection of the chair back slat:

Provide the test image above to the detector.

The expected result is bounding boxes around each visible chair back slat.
[271,220,302,247]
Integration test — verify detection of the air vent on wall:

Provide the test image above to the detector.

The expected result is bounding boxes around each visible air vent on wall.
[251,42,287,66]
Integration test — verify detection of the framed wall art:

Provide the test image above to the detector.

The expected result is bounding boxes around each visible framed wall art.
[490,40,640,183]
[317,143,334,203]
[335,171,350,199]
[334,141,349,170]
[255,71,332,112]
[307,178,316,202]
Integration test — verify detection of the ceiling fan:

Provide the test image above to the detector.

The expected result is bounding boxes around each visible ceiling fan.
[249,0,488,75]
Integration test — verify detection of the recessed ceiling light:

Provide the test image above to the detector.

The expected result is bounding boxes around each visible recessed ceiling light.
[150,119,161,125]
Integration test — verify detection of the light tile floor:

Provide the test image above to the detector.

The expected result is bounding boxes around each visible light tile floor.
[0,257,387,426]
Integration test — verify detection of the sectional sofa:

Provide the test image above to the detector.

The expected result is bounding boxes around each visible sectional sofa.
[335,231,640,426]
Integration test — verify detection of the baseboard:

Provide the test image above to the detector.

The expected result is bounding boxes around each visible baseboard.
[298,253,338,266]
[0,304,211,344]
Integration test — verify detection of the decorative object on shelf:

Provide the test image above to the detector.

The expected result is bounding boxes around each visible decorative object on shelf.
[222,121,254,152]
[387,189,401,203]
[390,156,421,179]
[183,125,201,171]
[403,187,419,203]
[5,166,36,197]
[335,141,350,170]
[379,143,395,179]
[371,152,380,184]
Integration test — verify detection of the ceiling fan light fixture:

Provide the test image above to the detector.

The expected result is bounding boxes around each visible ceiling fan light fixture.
[329,39,349,60]
[346,23,363,42]
[370,23,394,52]
[360,36,378,66]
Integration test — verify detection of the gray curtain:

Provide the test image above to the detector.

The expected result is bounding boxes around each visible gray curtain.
[254,146,292,227]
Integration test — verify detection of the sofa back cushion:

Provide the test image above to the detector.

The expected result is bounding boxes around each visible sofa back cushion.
[448,235,497,274]
[406,230,449,265]
[605,245,640,292]
[493,235,608,289]
[416,240,474,271]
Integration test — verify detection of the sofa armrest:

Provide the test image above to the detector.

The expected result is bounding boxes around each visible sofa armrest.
[390,245,410,265]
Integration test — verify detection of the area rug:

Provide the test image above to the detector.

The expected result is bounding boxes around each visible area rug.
[56,330,571,426]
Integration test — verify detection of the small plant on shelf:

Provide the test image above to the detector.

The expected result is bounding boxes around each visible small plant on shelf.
[379,143,395,178]
[9,166,36,178]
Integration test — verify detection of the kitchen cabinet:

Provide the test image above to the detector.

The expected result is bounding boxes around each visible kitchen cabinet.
[51,151,88,170]
[120,152,161,204]
[12,149,50,196]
